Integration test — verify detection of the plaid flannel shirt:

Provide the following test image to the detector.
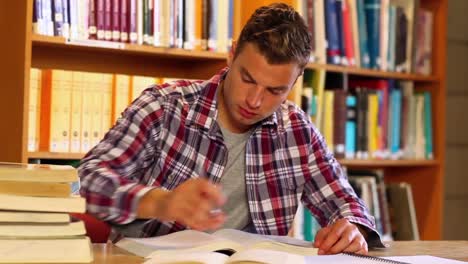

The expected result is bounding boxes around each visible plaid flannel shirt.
[78,68,382,246]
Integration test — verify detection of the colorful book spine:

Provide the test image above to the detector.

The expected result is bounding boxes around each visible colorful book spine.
[324,0,341,65]
[364,0,381,69]
[112,0,120,41]
[345,95,357,159]
[423,92,433,159]
[120,0,129,42]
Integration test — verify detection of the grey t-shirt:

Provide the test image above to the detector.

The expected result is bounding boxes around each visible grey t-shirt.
[217,125,253,231]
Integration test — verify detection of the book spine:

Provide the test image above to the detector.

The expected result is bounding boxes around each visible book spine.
[33,0,44,34]
[423,91,433,159]
[62,0,70,38]
[112,0,121,41]
[104,0,112,40]
[120,0,129,42]
[129,0,137,43]
[335,0,347,66]
[364,0,381,69]
[96,0,105,39]
[333,90,347,159]
[324,0,341,65]
[345,95,357,159]
[306,0,315,61]
[88,0,97,39]
[356,0,370,68]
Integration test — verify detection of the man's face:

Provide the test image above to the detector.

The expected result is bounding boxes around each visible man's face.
[218,43,302,133]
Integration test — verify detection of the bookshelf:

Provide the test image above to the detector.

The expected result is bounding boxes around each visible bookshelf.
[0,0,446,240]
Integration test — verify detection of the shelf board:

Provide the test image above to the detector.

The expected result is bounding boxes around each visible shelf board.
[31,34,227,60]
[338,159,439,167]
[28,152,85,160]
[307,63,439,81]
[32,35,439,82]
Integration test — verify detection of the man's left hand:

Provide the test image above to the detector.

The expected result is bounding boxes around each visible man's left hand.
[313,218,368,255]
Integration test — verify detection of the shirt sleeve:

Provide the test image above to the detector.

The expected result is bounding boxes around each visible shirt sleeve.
[78,91,164,224]
[301,126,385,248]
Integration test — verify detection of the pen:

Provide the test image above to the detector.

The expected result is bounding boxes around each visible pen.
[196,162,224,216]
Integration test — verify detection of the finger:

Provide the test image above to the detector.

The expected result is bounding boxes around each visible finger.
[328,227,355,254]
[319,222,348,253]
[204,214,226,230]
[314,227,330,249]
[197,180,226,206]
[341,237,364,254]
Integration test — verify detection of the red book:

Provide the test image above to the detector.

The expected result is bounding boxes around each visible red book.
[88,0,97,39]
[104,0,112,40]
[120,0,129,42]
[112,0,120,41]
[128,0,137,43]
[96,0,105,40]
[342,0,355,66]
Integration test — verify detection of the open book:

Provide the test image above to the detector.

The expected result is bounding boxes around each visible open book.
[116,229,317,260]
[143,249,305,264]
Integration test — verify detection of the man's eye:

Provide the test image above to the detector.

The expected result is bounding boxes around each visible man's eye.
[269,89,282,95]
[242,78,254,84]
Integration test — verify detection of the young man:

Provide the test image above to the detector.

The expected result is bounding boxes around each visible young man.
[78,3,383,255]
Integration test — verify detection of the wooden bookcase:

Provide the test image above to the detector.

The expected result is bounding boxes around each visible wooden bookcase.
[0,0,446,240]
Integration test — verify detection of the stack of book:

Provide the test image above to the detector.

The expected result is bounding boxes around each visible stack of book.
[0,162,93,263]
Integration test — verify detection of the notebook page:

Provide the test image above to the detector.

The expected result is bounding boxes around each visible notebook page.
[383,255,468,264]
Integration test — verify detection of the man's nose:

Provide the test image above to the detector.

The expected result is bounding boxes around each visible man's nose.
[246,86,264,109]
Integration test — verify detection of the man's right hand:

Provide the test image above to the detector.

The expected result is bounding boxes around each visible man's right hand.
[137,178,226,231]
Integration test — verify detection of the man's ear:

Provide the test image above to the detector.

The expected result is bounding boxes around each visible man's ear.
[227,41,237,67]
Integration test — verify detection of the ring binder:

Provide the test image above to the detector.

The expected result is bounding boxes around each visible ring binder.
[342,252,410,263]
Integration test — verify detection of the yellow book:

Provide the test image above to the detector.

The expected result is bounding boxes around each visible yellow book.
[28,68,42,152]
[368,93,379,158]
[194,0,202,50]
[90,73,103,148]
[216,0,229,53]
[113,74,131,122]
[0,211,70,224]
[0,237,93,263]
[0,221,86,238]
[80,72,93,152]
[287,75,304,106]
[0,194,85,213]
[70,71,83,153]
[132,75,157,101]
[101,73,113,136]
[323,91,334,147]
[312,70,326,131]
[59,70,73,152]
[49,70,63,152]
[0,162,77,183]
[0,180,71,197]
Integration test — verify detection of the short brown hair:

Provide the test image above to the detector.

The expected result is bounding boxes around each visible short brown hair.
[234,3,311,68]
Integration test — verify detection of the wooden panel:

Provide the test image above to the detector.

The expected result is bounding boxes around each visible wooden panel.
[446,97,468,145]
[447,42,468,94]
[445,147,468,197]
[0,1,32,163]
[447,0,468,41]
[444,199,468,240]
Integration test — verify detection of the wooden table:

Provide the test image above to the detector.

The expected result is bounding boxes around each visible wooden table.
[92,241,468,263]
